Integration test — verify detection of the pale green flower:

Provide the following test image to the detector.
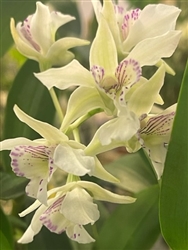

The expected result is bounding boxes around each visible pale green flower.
[91,0,181,59]
[0,106,118,204]
[35,11,176,131]
[85,103,176,180]
[10,1,89,69]
[18,181,136,244]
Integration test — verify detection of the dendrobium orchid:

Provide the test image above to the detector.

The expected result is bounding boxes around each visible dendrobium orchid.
[10,1,89,70]
[0,105,118,204]
[17,181,136,244]
[91,0,181,59]
[35,9,180,130]
[85,102,176,180]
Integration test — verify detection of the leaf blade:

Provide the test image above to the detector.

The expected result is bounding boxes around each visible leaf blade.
[159,60,188,249]
[94,185,160,250]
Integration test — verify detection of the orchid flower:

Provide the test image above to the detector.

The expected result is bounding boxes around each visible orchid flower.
[35,11,180,131]
[91,0,181,61]
[10,1,89,70]
[17,181,136,244]
[0,106,118,205]
[85,102,176,180]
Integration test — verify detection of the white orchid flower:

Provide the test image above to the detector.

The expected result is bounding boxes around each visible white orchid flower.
[135,104,177,179]
[35,10,179,131]
[0,106,118,204]
[18,181,136,244]
[85,101,176,180]
[10,1,89,69]
[91,0,181,59]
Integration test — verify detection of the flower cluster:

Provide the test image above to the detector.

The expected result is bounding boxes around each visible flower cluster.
[0,0,181,245]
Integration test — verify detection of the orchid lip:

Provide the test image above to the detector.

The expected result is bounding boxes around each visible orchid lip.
[121,8,141,40]
[20,16,41,52]
[91,58,141,102]
[140,111,175,136]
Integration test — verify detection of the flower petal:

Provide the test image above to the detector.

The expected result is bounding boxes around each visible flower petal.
[26,178,48,205]
[13,105,68,143]
[140,104,176,179]
[123,4,181,51]
[30,2,52,54]
[46,37,90,67]
[50,11,75,36]
[95,112,140,145]
[78,181,136,204]
[66,224,95,243]
[143,143,167,180]
[35,59,95,90]
[90,15,118,74]
[91,0,102,23]
[10,145,50,178]
[61,86,114,131]
[101,0,122,53]
[128,30,181,66]
[92,156,119,183]
[19,199,41,217]
[40,196,71,234]
[18,204,46,243]
[61,187,99,225]
[54,143,95,176]
[0,137,35,151]
[10,18,41,61]
[115,58,142,89]
[128,64,165,116]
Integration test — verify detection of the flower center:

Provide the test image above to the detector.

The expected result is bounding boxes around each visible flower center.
[91,58,141,101]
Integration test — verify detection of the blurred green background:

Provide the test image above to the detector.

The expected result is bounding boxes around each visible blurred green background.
[0,1,187,250]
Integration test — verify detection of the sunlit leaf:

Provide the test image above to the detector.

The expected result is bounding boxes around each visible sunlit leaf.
[93,185,160,250]
[160,61,188,249]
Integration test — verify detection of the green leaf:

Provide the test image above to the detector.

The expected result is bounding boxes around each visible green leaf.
[159,61,188,249]
[26,225,72,250]
[0,172,28,200]
[2,60,55,172]
[0,208,13,250]
[104,149,157,193]
[93,185,160,250]
[0,231,12,250]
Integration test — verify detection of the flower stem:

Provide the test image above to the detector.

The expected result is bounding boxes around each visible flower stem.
[72,128,80,142]
[39,62,64,124]
[49,88,64,122]
[66,174,80,183]
[62,108,103,133]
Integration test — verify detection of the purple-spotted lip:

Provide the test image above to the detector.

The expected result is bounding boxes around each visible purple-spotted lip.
[20,15,41,52]
[140,111,175,136]
[115,58,142,88]
[10,145,56,179]
[114,4,125,15]
[90,58,141,101]
[121,8,141,40]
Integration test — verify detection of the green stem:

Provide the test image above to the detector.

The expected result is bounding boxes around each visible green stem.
[66,174,80,183]
[72,128,80,142]
[39,62,64,124]
[62,108,103,133]
[49,88,64,122]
